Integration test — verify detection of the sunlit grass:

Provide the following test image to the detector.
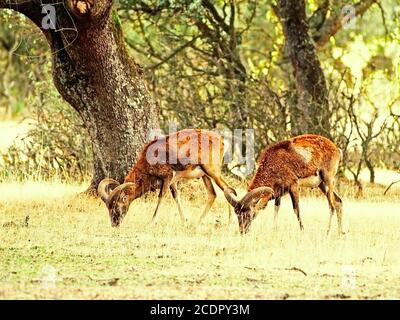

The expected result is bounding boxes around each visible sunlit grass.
[0,179,399,299]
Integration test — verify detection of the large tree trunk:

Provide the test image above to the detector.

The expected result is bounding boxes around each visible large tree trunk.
[275,0,330,136]
[0,0,159,192]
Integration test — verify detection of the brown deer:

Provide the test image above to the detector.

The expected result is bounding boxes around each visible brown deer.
[98,129,233,227]
[224,134,343,235]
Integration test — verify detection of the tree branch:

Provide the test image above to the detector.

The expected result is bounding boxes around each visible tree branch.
[314,0,378,49]
[201,0,230,34]
[121,0,170,15]
[308,0,329,34]
[384,179,400,195]
[146,36,200,70]
[374,0,388,39]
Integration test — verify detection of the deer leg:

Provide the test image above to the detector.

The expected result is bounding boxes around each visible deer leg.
[320,177,343,235]
[152,178,170,221]
[334,191,344,235]
[273,197,281,231]
[198,165,232,221]
[198,176,217,222]
[319,182,335,235]
[169,183,185,223]
[200,164,229,191]
[289,186,303,231]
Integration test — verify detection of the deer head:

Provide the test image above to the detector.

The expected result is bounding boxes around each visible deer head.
[98,178,135,227]
[224,187,274,234]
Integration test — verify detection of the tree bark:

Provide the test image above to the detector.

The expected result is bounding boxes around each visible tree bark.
[0,0,159,193]
[275,0,330,136]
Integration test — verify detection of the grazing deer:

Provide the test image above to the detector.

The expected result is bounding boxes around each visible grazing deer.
[224,134,343,235]
[98,129,233,227]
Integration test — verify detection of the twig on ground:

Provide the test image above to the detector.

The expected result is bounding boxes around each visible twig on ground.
[285,267,307,276]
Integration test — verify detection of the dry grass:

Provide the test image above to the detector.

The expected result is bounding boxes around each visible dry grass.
[0,121,31,153]
[0,179,399,300]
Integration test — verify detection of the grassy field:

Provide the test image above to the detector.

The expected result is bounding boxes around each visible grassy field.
[0,178,399,299]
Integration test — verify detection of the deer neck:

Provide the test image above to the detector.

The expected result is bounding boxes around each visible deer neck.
[124,165,153,201]
[248,175,274,193]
